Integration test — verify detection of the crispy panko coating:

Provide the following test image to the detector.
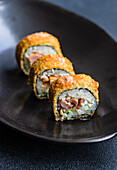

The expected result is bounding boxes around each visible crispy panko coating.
[49,74,99,121]
[15,32,63,75]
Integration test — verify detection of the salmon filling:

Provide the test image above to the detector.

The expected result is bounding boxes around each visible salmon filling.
[36,69,70,98]
[58,88,97,120]
[23,45,57,73]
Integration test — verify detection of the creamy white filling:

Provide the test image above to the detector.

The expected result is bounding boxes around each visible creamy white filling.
[41,69,69,77]
[59,89,97,118]
[24,45,57,58]
[23,45,57,72]
[36,69,70,97]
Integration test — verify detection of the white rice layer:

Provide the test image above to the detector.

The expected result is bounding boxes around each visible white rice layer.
[24,45,57,58]
[59,88,97,119]
[23,45,57,72]
[36,69,70,96]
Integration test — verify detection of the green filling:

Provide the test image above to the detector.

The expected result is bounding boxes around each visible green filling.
[64,108,76,114]
[40,91,47,97]
[82,104,89,110]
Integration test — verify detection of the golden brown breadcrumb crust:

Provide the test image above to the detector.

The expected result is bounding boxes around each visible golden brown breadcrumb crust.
[49,74,99,121]
[29,54,75,99]
[15,32,63,75]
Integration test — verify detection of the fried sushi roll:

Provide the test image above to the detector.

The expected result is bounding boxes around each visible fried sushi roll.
[15,32,63,75]
[49,74,99,121]
[29,54,75,99]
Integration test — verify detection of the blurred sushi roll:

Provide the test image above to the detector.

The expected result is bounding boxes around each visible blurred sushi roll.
[49,74,99,121]
[15,32,63,75]
[29,54,75,99]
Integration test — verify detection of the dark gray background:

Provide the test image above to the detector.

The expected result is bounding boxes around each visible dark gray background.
[44,0,117,42]
[0,0,117,169]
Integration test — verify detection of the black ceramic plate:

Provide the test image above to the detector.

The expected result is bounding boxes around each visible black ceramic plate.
[0,0,117,143]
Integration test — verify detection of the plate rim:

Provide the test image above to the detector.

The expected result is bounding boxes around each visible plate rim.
[0,116,116,143]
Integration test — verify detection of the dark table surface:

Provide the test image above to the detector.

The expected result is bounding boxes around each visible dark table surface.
[0,0,117,169]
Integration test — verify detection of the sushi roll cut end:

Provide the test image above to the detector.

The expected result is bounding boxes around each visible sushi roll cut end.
[29,54,75,99]
[15,32,63,75]
[49,74,99,121]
